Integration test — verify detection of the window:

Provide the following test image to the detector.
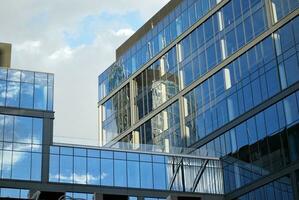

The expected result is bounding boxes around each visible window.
[101,159,113,186]
[284,54,299,86]
[264,105,279,135]
[127,161,140,188]
[252,8,266,36]
[140,162,153,189]
[114,160,127,187]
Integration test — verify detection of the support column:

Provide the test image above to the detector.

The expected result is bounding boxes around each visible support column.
[95,193,104,200]
[41,117,54,183]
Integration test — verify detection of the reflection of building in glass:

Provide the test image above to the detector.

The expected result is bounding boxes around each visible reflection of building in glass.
[98,0,299,199]
[1,0,299,199]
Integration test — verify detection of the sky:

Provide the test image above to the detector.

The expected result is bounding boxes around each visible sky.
[0,0,169,146]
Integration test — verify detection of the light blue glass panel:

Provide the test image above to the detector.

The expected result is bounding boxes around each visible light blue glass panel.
[34,84,47,110]
[60,155,73,183]
[74,156,87,184]
[32,118,43,144]
[114,159,127,187]
[1,150,12,179]
[87,157,100,185]
[6,81,20,107]
[12,151,31,180]
[21,71,34,83]
[153,163,166,190]
[4,115,14,142]
[7,70,21,82]
[14,116,32,143]
[127,161,140,188]
[20,83,33,109]
[140,162,153,189]
[31,152,41,181]
[101,158,113,186]
[0,80,6,106]
[49,154,59,182]
[0,68,7,80]
[1,188,20,198]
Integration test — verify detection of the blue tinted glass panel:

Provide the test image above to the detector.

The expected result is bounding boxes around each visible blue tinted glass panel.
[114,160,127,187]
[74,156,87,184]
[20,83,33,109]
[127,161,140,188]
[101,159,113,186]
[140,162,153,189]
[87,157,100,185]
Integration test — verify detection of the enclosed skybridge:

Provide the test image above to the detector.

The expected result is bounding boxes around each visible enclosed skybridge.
[45,143,224,200]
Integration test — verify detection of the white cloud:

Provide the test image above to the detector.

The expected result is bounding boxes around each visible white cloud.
[49,47,73,60]
[113,28,135,37]
[0,0,170,146]
[14,40,41,53]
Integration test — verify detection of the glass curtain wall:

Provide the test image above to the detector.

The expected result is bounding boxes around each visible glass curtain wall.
[0,114,43,181]
[183,16,299,147]
[120,101,181,153]
[101,84,130,145]
[0,68,54,111]
[234,176,294,200]
[98,0,223,101]
[195,90,299,193]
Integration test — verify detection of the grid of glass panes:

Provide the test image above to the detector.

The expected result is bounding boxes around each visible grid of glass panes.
[119,101,181,153]
[235,176,294,200]
[195,90,299,193]
[134,46,179,120]
[179,0,267,88]
[125,0,268,124]
[101,84,130,145]
[0,67,54,111]
[98,0,223,101]
[183,15,299,147]
[0,114,43,181]
[0,188,29,199]
[49,146,223,194]
[271,0,299,23]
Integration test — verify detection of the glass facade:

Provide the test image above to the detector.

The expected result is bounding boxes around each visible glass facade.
[0,187,29,199]
[97,0,299,198]
[0,67,54,111]
[98,0,223,101]
[120,101,181,153]
[195,90,299,192]
[184,16,299,147]
[271,0,299,23]
[0,114,43,181]
[99,0,271,144]
[135,46,179,120]
[235,176,294,200]
[101,84,130,145]
[49,145,223,194]
[179,0,267,88]
[65,192,94,200]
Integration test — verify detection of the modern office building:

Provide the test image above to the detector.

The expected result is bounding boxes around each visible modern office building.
[0,0,299,199]
[98,0,299,199]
